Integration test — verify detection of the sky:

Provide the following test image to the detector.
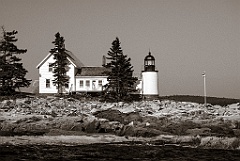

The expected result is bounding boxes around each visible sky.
[0,0,239,98]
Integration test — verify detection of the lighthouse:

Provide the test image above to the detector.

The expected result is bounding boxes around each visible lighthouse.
[142,51,159,99]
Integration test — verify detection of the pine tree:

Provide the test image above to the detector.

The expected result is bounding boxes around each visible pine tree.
[50,32,70,94]
[0,27,31,95]
[103,37,137,102]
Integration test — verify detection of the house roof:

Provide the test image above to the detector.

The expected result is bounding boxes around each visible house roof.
[65,50,84,68]
[76,66,110,76]
[36,50,84,69]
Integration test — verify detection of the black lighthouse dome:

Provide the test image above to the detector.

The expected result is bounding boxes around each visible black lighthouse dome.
[144,51,155,71]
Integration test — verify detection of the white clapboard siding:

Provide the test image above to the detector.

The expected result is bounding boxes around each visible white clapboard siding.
[39,54,76,93]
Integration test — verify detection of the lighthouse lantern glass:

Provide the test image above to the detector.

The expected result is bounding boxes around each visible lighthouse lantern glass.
[144,52,156,71]
[146,60,154,65]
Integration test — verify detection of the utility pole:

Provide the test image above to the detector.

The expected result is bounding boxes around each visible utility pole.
[202,71,207,107]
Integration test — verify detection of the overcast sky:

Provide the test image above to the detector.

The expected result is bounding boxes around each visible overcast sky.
[0,0,239,98]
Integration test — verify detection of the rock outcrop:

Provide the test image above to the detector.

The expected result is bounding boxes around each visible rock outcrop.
[0,96,240,138]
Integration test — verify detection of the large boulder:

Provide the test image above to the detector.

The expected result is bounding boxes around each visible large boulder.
[208,125,235,137]
[134,127,162,137]
[119,125,162,137]
[13,122,49,135]
[85,118,124,134]
[0,122,16,136]
[123,112,143,124]
[186,128,211,136]
[93,109,124,123]
[119,125,135,136]
[85,119,101,133]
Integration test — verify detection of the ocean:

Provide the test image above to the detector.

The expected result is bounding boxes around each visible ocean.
[0,142,240,161]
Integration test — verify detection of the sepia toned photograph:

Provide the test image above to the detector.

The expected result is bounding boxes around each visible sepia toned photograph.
[0,0,240,160]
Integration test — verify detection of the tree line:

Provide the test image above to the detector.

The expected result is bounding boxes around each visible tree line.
[0,28,137,102]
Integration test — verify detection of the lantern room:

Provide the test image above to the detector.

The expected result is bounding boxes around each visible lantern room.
[144,51,155,71]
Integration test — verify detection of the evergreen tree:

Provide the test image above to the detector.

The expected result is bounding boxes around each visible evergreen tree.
[0,27,31,95]
[103,37,137,102]
[50,32,70,94]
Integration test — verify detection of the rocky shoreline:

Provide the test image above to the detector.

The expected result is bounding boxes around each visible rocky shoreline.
[1,96,240,150]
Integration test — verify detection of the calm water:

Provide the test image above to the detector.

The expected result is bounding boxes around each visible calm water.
[0,143,240,161]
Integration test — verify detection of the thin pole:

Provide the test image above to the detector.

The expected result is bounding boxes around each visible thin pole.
[202,71,207,107]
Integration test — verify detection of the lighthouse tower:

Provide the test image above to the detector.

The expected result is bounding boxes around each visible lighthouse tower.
[142,51,159,99]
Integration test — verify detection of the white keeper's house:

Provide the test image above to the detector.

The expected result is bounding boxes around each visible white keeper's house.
[36,50,109,94]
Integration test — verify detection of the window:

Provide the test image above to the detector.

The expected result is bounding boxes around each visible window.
[92,80,96,89]
[79,80,84,88]
[86,80,90,88]
[98,80,102,87]
[49,63,53,72]
[46,79,50,88]
[145,60,155,66]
